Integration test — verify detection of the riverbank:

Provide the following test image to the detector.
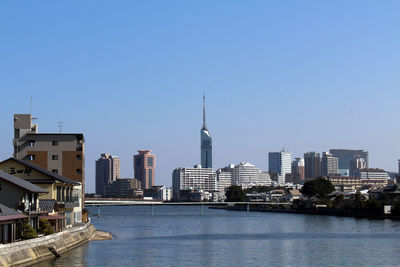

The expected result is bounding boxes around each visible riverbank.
[91,230,113,241]
[210,205,400,220]
[0,223,96,267]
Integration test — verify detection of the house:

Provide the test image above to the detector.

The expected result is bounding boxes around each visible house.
[0,158,81,229]
[284,190,302,202]
[0,203,27,244]
[0,170,48,231]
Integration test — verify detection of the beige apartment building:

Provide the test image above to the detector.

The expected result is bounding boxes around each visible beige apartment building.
[13,114,85,198]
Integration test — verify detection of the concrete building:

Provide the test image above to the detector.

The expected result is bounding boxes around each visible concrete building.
[359,168,389,188]
[201,95,212,169]
[349,156,367,177]
[291,158,305,184]
[104,178,141,198]
[13,114,85,198]
[95,154,120,195]
[304,152,321,179]
[134,150,156,189]
[228,162,271,188]
[268,150,292,179]
[321,152,339,177]
[143,186,172,201]
[216,168,232,192]
[329,149,369,175]
[172,165,216,200]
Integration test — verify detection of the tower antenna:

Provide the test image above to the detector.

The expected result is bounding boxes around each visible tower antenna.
[57,121,64,133]
[202,92,207,130]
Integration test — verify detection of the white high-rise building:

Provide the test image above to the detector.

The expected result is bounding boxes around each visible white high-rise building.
[268,150,292,179]
[216,168,232,192]
[228,162,271,188]
[172,165,216,200]
[321,152,339,177]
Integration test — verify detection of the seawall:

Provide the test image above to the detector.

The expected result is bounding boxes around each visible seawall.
[0,223,96,267]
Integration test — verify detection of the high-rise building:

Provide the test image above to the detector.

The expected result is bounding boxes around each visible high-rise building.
[216,168,232,192]
[268,150,292,178]
[304,152,321,179]
[201,95,212,169]
[349,156,367,177]
[95,154,120,195]
[329,149,369,174]
[13,114,85,197]
[172,165,216,200]
[291,158,305,184]
[228,162,271,187]
[134,150,156,189]
[321,152,339,177]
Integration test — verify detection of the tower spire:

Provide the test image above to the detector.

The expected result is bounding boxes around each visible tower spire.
[202,93,207,130]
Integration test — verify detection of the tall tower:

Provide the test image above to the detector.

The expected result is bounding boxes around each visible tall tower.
[134,150,156,189]
[201,95,212,169]
[95,153,120,195]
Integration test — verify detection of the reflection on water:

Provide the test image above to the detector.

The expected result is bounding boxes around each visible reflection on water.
[35,206,400,267]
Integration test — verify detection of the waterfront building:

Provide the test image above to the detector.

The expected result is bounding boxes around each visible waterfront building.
[216,168,232,192]
[95,153,120,195]
[268,150,292,181]
[172,165,216,200]
[349,156,367,177]
[104,178,141,198]
[134,150,156,189]
[201,95,212,169]
[304,152,321,179]
[143,185,172,201]
[329,149,369,172]
[229,162,271,187]
[0,158,81,228]
[359,168,389,187]
[0,203,27,244]
[13,114,85,199]
[321,152,339,177]
[291,158,305,184]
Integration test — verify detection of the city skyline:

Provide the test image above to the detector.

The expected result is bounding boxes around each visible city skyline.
[1,1,400,192]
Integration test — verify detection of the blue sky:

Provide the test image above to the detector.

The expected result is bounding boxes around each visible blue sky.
[1,1,399,192]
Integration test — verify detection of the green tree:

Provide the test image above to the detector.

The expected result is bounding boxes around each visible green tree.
[38,219,55,235]
[22,220,38,240]
[225,186,246,202]
[300,178,335,199]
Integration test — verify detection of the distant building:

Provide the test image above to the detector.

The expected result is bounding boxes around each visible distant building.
[201,95,212,169]
[321,152,339,177]
[172,165,216,200]
[229,162,271,187]
[268,150,292,180]
[104,178,141,198]
[134,150,156,189]
[143,186,172,201]
[216,168,232,192]
[349,156,367,177]
[329,149,369,173]
[95,154,120,195]
[304,152,321,179]
[359,168,389,188]
[291,158,305,184]
[13,114,85,198]
[398,159,400,176]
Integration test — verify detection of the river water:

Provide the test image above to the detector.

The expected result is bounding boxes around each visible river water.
[35,205,400,267]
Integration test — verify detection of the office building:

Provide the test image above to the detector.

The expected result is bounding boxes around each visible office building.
[227,162,271,187]
[201,95,212,169]
[359,168,389,187]
[329,149,369,174]
[13,114,85,198]
[143,186,172,201]
[349,156,367,177]
[291,158,305,184]
[172,165,216,200]
[216,168,232,192]
[104,178,141,198]
[268,150,292,178]
[134,150,156,189]
[321,152,339,177]
[95,154,120,195]
[304,152,321,179]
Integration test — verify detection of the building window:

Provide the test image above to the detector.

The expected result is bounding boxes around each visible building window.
[147,157,153,167]
[28,140,35,147]
[52,169,58,174]
[76,154,82,160]
[52,155,59,160]
[148,169,152,186]
[52,141,58,146]
[76,169,82,174]
[27,154,35,161]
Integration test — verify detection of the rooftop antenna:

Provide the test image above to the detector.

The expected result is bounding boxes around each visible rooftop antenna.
[57,121,64,133]
[202,92,207,130]
[30,94,32,115]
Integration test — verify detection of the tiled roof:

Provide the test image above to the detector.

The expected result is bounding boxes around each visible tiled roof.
[0,170,48,193]
[0,203,27,221]
[39,199,56,212]
[2,158,79,185]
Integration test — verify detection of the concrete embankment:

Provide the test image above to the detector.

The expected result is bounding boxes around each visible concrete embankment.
[0,223,96,267]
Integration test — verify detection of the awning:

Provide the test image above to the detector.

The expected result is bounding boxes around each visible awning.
[39,215,66,220]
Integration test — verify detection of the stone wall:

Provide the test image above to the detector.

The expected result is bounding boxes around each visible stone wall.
[0,223,96,267]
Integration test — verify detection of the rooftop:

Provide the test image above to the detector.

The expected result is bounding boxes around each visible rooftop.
[0,170,48,193]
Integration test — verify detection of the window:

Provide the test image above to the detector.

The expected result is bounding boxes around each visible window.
[76,154,82,160]
[147,157,153,167]
[52,169,58,174]
[28,140,35,147]
[52,155,58,160]
[76,169,82,174]
[135,157,142,167]
[148,169,152,186]
[27,154,35,161]
[52,141,58,146]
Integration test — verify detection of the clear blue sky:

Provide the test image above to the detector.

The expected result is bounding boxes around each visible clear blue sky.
[1,1,399,192]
